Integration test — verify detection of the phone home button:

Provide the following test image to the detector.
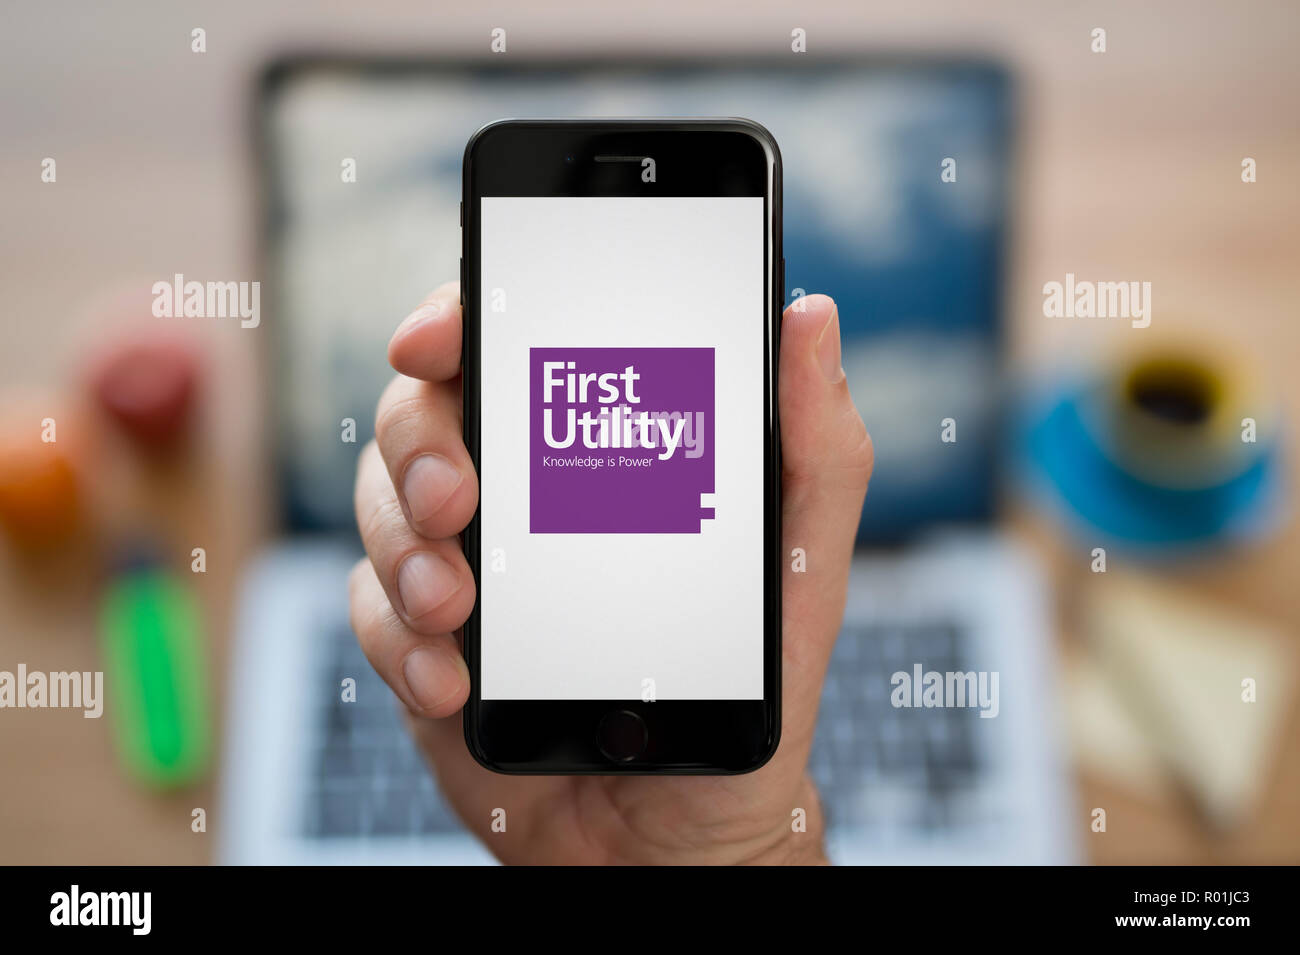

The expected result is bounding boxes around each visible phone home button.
[596,709,648,763]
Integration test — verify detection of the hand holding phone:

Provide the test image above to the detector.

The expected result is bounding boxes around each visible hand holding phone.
[349,120,872,862]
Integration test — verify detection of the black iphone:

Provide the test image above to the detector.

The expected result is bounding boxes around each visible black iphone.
[460,119,782,773]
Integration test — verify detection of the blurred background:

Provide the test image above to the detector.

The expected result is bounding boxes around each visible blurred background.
[1,0,1297,864]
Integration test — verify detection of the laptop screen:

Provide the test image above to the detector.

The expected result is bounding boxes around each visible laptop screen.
[259,58,1011,541]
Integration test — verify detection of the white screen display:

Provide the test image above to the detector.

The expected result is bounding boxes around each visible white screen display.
[479,196,765,700]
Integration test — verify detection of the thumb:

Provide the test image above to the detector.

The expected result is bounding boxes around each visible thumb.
[777,293,873,759]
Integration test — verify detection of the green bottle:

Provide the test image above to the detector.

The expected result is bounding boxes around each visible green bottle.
[100,560,210,787]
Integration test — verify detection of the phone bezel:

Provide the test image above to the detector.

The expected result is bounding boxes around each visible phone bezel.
[461,119,783,774]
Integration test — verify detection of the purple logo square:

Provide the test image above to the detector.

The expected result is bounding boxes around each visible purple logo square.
[530,347,715,533]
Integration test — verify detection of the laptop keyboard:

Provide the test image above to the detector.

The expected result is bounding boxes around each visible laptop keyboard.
[303,624,462,837]
[304,617,983,839]
[809,619,983,834]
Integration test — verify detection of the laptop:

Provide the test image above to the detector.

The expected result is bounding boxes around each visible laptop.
[220,56,1077,865]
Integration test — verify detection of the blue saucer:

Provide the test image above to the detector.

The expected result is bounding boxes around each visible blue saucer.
[1022,387,1284,553]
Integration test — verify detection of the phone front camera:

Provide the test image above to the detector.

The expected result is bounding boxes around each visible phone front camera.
[564,154,575,163]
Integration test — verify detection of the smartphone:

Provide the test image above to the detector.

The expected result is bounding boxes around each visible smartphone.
[460,119,782,773]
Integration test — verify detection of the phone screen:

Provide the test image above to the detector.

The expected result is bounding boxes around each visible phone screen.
[477,195,766,701]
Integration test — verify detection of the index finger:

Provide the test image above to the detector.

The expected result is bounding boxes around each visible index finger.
[387,281,463,382]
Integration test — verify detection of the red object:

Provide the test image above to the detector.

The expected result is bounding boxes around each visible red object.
[90,340,198,446]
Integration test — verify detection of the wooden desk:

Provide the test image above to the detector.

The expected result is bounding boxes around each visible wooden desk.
[0,0,1296,865]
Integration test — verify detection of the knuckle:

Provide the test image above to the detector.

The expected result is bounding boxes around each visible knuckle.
[842,415,874,483]
[359,495,405,554]
[374,378,424,446]
[347,564,378,643]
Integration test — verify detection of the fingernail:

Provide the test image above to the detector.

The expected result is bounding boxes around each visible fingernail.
[394,300,445,338]
[403,453,463,523]
[396,551,462,621]
[816,304,845,383]
[402,645,461,712]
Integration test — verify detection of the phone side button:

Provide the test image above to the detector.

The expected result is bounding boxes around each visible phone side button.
[595,709,648,763]
[459,257,465,308]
